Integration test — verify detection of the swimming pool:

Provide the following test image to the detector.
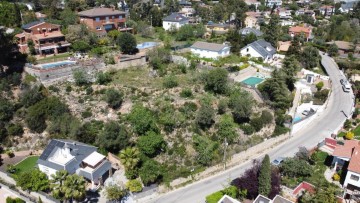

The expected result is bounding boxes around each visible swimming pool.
[41,61,76,69]
[241,77,264,86]
[136,42,159,49]
[293,116,302,123]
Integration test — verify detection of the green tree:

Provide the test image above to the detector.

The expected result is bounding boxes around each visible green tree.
[301,46,320,69]
[104,88,123,109]
[280,158,312,177]
[117,32,137,54]
[50,170,69,200]
[196,102,215,129]
[20,85,44,108]
[203,68,229,94]
[228,88,254,123]
[126,179,143,192]
[108,30,121,45]
[163,75,179,88]
[0,99,14,122]
[127,104,158,135]
[193,134,219,166]
[7,123,23,137]
[328,43,338,56]
[264,14,280,46]
[316,81,324,91]
[71,40,91,52]
[287,35,302,57]
[217,114,238,143]
[59,8,78,27]
[258,155,271,197]
[137,131,166,157]
[62,174,86,202]
[139,159,162,185]
[0,1,21,27]
[97,121,129,153]
[16,169,49,192]
[119,147,140,169]
[105,185,126,201]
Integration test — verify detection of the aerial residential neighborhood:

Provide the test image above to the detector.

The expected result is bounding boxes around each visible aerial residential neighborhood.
[0,0,359,203]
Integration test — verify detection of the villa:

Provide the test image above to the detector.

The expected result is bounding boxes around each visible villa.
[190,41,230,59]
[37,139,112,190]
[162,13,189,31]
[15,21,70,55]
[78,7,130,37]
[288,26,312,41]
[240,39,276,62]
[332,140,360,192]
[239,27,263,37]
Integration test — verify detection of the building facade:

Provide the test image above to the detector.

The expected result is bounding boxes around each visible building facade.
[15,21,70,55]
[163,13,189,31]
[78,7,129,37]
[190,41,230,59]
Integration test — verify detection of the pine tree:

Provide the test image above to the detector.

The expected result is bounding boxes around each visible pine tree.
[258,154,271,197]
[264,15,280,47]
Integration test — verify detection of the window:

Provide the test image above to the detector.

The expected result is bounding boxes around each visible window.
[106,16,109,21]
[96,26,101,30]
[247,48,249,52]
[112,16,115,19]
[119,15,123,19]
[95,17,100,22]
[351,174,360,181]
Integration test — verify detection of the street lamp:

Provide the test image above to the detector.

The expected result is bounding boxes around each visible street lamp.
[223,138,228,170]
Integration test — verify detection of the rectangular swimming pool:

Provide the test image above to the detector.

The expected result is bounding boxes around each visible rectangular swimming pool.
[241,77,264,86]
[41,61,76,69]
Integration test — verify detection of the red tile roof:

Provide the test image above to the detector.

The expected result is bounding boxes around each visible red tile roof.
[348,146,360,173]
[332,140,360,159]
[289,26,311,34]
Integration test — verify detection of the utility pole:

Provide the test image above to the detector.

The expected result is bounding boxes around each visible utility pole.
[223,138,228,170]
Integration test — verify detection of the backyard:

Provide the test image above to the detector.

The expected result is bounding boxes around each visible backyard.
[12,156,39,175]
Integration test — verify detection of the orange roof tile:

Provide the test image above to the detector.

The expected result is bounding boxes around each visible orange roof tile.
[348,146,360,173]
[333,140,360,159]
[289,26,311,34]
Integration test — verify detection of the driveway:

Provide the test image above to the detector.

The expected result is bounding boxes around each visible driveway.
[145,53,354,203]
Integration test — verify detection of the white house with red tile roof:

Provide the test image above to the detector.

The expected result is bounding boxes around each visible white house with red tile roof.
[332,140,360,190]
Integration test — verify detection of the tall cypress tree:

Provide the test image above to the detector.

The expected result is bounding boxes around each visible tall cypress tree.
[258,154,271,197]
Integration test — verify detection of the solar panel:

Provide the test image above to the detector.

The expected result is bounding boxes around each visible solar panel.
[39,140,64,160]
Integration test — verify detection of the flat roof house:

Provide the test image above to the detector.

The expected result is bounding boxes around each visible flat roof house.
[190,41,230,59]
[240,39,276,62]
[162,13,189,31]
[78,7,129,37]
[37,139,112,190]
[239,27,263,37]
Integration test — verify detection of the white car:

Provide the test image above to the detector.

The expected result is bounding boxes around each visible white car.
[272,157,284,166]
[302,110,309,116]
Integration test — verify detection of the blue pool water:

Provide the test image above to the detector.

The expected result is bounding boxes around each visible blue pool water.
[41,61,76,69]
[293,116,302,123]
[241,77,264,86]
[136,42,159,49]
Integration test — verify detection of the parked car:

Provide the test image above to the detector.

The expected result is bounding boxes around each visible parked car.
[343,85,350,93]
[272,157,284,166]
[302,110,309,116]
[340,79,345,85]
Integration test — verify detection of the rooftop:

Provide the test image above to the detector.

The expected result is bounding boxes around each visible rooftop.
[253,195,271,203]
[78,7,126,17]
[289,26,312,33]
[348,146,360,173]
[163,12,189,22]
[191,41,229,52]
[83,151,105,167]
[332,140,360,159]
[217,195,241,203]
[33,31,64,40]
[244,39,276,58]
[239,27,263,37]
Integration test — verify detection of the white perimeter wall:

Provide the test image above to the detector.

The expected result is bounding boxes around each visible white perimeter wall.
[191,47,230,59]
[38,164,58,179]
[163,20,188,31]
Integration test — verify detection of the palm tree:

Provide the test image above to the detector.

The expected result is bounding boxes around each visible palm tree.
[50,170,69,200]
[62,174,86,202]
[119,147,140,169]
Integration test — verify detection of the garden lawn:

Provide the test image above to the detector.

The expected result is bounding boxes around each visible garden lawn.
[353,125,360,137]
[37,53,72,63]
[14,156,39,175]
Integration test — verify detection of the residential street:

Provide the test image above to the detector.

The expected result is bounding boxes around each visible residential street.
[147,53,355,203]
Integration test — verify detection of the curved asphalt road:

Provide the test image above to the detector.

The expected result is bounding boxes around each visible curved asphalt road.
[147,53,355,203]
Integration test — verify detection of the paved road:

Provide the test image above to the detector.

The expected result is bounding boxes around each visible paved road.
[147,53,355,203]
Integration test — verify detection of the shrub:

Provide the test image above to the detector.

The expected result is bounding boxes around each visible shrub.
[205,191,224,203]
[96,71,112,85]
[240,124,255,135]
[345,131,354,140]
[180,88,193,98]
[81,111,92,118]
[104,88,123,109]
[65,85,72,92]
[73,69,89,86]
[272,125,290,137]
[85,86,93,95]
[7,123,23,136]
[126,179,143,192]
[250,117,264,132]
[217,99,228,115]
[333,173,340,181]
[6,197,25,203]
[344,119,352,129]
[163,75,178,88]
[316,81,324,91]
